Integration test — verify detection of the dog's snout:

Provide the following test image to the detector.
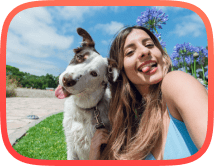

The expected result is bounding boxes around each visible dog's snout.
[63,73,77,87]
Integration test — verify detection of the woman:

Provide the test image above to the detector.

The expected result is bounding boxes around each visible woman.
[89,26,208,160]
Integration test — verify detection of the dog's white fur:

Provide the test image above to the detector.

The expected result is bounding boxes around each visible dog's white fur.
[58,28,119,160]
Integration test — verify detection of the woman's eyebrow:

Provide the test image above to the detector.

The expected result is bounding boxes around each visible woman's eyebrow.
[124,38,152,50]
[124,43,135,50]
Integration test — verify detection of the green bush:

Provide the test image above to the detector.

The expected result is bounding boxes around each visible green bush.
[6,76,18,97]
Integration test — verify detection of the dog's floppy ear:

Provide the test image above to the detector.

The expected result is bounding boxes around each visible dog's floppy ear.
[77,27,95,48]
[107,58,120,83]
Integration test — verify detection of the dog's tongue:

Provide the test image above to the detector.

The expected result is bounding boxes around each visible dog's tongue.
[55,85,67,99]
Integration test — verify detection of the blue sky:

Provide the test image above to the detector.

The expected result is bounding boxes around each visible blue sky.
[6,6,207,77]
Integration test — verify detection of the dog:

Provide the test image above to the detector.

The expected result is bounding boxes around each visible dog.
[55,28,119,160]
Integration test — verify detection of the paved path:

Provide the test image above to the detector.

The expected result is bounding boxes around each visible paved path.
[6,97,66,146]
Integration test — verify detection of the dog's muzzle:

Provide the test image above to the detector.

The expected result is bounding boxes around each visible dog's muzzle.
[63,73,82,87]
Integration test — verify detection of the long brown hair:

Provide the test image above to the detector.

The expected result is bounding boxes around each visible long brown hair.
[100,26,172,160]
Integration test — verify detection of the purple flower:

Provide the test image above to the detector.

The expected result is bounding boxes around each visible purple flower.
[185,56,193,66]
[171,43,208,66]
[194,46,208,65]
[136,7,169,32]
[205,70,208,79]
[172,59,179,67]
[171,51,180,59]
[157,25,162,29]
[178,67,191,74]
[154,32,166,49]
[160,40,166,48]
[196,68,203,73]
[154,32,161,38]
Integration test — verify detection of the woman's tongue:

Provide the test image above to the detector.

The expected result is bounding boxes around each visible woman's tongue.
[142,66,151,73]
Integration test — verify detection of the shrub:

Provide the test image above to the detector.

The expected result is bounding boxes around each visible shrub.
[6,76,18,97]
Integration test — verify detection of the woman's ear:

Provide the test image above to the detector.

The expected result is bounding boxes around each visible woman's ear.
[107,58,120,83]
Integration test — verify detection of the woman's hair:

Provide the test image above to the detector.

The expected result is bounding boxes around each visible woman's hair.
[100,26,172,160]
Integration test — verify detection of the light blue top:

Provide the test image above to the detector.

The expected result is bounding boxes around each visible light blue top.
[145,107,198,160]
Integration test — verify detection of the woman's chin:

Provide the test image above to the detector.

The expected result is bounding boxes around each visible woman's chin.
[151,77,163,84]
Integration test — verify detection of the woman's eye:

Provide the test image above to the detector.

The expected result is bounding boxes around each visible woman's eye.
[125,50,134,56]
[146,44,154,47]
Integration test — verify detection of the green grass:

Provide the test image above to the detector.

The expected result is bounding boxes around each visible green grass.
[13,112,67,160]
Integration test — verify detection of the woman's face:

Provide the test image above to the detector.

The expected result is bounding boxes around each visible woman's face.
[123,29,166,93]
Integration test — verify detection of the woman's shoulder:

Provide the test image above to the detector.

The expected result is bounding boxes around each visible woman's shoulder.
[161,71,188,121]
[161,70,207,117]
[162,70,192,85]
[161,70,203,96]
[161,71,208,149]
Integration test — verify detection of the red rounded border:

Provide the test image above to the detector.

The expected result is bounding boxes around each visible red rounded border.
[1,0,213,166]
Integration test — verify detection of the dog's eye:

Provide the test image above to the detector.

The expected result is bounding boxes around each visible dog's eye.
[90,71,97,77]
[76,55,83,61]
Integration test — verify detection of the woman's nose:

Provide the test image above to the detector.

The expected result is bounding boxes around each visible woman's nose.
[138,45,150,59]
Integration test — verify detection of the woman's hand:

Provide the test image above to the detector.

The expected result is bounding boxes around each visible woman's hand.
[89,128,109,160]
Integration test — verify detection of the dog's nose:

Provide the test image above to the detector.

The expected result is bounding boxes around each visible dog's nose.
[63,73,77,87]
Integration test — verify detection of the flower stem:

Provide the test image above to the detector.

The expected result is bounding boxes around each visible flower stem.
[201,65,205,80]
[194,58,197,78]
[182,56,187,73]
[191,63,194,75]
[154,27,158,35]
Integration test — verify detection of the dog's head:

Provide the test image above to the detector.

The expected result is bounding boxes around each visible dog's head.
[55,28,119,100]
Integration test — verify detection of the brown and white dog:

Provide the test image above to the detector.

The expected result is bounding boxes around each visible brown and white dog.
[55,28,119,160]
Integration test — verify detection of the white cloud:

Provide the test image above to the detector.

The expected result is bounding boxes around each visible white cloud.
[156,6,184,12]
[55,6,106,21]
[54,6,126,33]
[55,6,125,21]
[109,6,127,13]
[171,13,204,37]
[95,21,124,35]
[6,7,74,76]
[101,40,109,45]
[9,7,73,50]
[6,50,60,76]
[6,6,127,76]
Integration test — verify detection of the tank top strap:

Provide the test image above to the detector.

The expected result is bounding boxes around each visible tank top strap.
[166,105,184,124]
[166,105,172,118]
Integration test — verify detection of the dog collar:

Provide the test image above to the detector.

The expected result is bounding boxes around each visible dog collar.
[77,104,105,129]
[93,106,105,129]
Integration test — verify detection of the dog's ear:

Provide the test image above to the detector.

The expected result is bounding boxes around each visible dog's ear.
[107,58,120,83]
[77,27,95,48]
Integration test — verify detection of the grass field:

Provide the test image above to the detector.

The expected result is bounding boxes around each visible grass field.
[13,112,67,160]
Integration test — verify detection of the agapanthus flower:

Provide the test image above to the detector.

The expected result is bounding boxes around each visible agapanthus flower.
[170,43,208,67]
[185,56,193,66]
[178,67,191,75]
[171,59,179,67]
[136,7,169,32]
[159,40,166,48]
[196,68,203,77]
[195,46,208,65]
[205,70,208,79]
[154,32,166,49]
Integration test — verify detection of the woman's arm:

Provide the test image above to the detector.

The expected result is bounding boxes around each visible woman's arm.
[89,128,109,160]
[161,71,208,149]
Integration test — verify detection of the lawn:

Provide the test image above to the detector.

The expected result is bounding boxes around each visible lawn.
[13,112,67,160]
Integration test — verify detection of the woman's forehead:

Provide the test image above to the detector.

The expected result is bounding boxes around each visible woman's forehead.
[124,29,152,46]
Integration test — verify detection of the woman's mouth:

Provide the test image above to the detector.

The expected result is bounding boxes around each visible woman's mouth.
[138,62,158,73]
[144,66,158,75]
